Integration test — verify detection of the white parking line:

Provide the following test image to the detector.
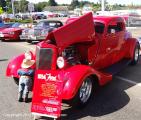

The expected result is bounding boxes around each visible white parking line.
[127,27,137,29]
[116,76,141,87]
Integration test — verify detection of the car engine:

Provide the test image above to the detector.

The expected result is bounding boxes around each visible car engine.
[62,45,80,65]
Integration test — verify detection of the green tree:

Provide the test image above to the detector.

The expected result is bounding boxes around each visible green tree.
[70,0,80,10]
[13,0,29,13]
[0,7,3,14]
[5,0,12,13]
[48,0,57,6]
[4,0,29,13]
[93,3,101,11]
[35,2,48,12]
[0,0,6,11]
[79,1,90,8]
[19,0,29,13]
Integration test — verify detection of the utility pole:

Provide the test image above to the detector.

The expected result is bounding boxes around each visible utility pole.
[101,0,105,12]
[11,0,15,18]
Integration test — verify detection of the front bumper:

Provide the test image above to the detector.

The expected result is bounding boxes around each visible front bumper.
[20,34,46,41]
[0,33,4,37]
[0,33,18,40]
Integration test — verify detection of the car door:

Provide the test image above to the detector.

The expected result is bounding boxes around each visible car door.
[100,21,119,68]
[93,20,118,69]
[112,22,126,63]
[105,22,119,65]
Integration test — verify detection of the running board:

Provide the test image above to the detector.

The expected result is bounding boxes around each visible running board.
[101,59,132,75]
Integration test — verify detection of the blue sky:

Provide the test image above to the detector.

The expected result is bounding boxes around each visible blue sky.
[28,0,140,5]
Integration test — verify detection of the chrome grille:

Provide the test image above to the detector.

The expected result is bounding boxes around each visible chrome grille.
[36,47,53,70]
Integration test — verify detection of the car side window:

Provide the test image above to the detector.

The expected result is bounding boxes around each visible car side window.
[36,22,44,27]
[117,22,124,32]
[108,22,124,34]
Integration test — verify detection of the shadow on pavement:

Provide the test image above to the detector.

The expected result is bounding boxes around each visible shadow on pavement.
[1,39,25,42]
[60,81,131,120]
[38,79,132,120]
[0,59,8,62]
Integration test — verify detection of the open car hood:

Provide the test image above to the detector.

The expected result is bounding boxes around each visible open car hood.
[46,12,95,49]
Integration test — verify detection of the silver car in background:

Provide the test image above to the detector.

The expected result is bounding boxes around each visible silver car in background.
[20,20,63,43]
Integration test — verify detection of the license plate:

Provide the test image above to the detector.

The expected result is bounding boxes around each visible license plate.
[20,35,29,39]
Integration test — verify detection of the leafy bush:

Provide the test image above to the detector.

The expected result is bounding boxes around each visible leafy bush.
[9,19,37,23]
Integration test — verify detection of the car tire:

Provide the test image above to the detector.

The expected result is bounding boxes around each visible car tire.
[26,40,32,43]
[13,77,19,85]
[1,39,5,42]
[131,43,140,65]
[70,77,94,108]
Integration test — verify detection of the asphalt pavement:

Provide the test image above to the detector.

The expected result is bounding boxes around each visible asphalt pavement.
[0,28,141,120]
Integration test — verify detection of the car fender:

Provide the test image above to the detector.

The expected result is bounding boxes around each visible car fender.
[6,52,35,78]
[6,54,25,78]
[124,38,139,59]
[61,65,112,100]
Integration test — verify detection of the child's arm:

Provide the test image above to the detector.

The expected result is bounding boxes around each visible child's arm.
[27,69,35,77]
[17,69,28,76]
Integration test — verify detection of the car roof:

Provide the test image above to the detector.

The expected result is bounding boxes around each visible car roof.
[93,16,125,25]
[67,15,125,25]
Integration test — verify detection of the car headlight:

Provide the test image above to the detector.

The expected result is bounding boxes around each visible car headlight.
[57,57,65,69]
[9,31,15,35]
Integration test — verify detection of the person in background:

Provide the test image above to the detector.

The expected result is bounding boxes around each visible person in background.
[124,30,132,40]
[17,51,35,102]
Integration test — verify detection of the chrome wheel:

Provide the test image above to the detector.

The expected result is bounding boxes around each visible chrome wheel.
[131,44,140,65]
[134,48,139,61]
[69,76,96,108]
[79,78,93,103]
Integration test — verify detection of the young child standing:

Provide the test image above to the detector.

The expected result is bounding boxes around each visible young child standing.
[17,53,35,102]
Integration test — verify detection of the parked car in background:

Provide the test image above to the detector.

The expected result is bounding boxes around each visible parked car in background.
[32,14,47,20]
[47,13,59,18]
[15,13,31,20]
[58,13,68,17]
[0,23,23,41]
[20,20,63,43]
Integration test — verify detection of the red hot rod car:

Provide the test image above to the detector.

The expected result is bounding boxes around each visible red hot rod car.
[6,13,140,109]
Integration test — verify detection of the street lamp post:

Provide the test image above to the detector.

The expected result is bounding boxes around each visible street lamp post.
[11,0,15,18]
[101,0,105,12]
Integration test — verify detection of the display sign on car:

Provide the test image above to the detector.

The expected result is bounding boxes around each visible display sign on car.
[31,70,64,119]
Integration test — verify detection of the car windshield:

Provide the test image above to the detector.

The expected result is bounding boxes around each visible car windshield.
[36,22,44,27]
[36,21,62,28]
[4,23,14,27]
[11,23,21,28]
